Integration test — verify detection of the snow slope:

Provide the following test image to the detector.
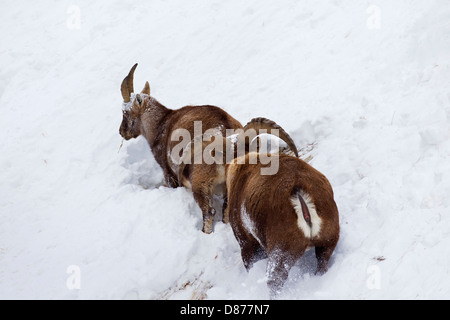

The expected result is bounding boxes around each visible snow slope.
[1,0,450,299]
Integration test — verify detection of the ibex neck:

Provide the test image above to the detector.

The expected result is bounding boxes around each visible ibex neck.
[141,98,172,147]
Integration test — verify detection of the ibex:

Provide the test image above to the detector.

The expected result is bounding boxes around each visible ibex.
[226,153,340,296]
[179,118,339,293]
[119,63,243,188]
[178,118,299,234]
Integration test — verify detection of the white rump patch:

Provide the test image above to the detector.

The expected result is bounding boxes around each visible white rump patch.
[290,191,321,239]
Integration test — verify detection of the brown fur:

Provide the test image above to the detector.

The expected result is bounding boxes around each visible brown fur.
[225,153,339,296]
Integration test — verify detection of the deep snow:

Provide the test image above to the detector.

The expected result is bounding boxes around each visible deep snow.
[1,0,450,299]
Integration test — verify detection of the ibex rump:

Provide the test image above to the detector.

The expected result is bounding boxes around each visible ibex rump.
[226,153,339,296]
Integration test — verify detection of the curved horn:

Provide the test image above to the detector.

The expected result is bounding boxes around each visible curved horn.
[120,63,138,102]
[243,117,299,157]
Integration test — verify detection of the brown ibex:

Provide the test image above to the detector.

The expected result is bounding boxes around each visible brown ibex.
[226,152,339,296]
[119,63,243,188]
[178,118,299,233]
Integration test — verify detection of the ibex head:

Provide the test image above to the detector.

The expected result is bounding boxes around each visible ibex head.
[119,63,151,140]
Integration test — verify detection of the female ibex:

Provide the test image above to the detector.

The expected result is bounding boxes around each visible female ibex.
[226,153,339,296]
[119,63,242,188]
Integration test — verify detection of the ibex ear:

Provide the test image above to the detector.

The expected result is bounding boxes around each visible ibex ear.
[134,93,143,108]
[141,81,150,95]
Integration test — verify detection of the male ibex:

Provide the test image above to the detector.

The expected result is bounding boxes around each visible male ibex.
[226,153,339,296]
[179,119,339,293]
[178,118,299,233]
[119,63,243,188]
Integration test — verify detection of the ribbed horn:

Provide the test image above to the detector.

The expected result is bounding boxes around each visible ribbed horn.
[120,63,138,103]
[243,117,299,157]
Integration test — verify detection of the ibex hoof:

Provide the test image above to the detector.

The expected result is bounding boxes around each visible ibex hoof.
[202,215,214,234]
[202,226,213,234]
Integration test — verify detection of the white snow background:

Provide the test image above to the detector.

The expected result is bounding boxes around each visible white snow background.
[1,0,450,299]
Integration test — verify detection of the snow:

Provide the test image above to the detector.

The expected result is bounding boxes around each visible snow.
[122,93,137,111]
[291,192,321,240]
[1,0,450,299]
